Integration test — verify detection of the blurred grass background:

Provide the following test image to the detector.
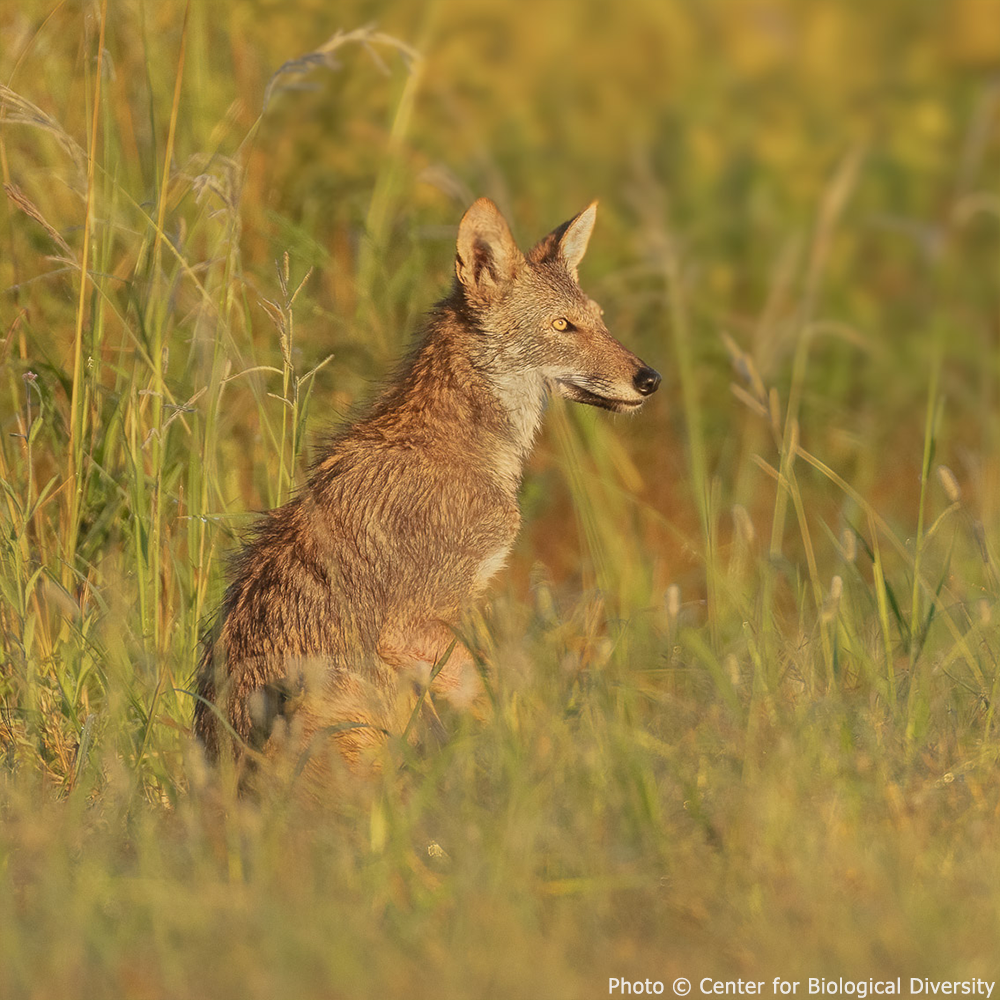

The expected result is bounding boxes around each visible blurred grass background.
[3,0,1000,997]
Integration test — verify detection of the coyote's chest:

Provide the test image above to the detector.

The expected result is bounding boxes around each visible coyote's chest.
[474,542,513,591]
[463,483,521,594]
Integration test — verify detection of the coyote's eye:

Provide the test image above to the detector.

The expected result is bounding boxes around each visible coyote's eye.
[551,317,572,332]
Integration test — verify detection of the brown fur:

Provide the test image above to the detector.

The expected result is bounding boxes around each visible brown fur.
[193,198,660,776]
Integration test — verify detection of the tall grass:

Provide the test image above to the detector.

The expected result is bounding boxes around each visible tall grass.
[3,1,1000,997]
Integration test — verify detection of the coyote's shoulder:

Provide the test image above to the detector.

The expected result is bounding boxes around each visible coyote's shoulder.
[194,197,659,774]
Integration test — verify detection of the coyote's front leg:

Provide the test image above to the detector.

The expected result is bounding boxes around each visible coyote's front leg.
[378,621,484,709]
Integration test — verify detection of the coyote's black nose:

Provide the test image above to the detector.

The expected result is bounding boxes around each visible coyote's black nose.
[634,366,661,396]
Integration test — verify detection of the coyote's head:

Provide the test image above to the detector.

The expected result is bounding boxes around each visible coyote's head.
[454,198,660,414]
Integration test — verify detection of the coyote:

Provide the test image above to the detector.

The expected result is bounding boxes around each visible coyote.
[194,197,660,774]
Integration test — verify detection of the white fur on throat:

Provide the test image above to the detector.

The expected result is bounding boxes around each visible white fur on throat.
[485,371,549,485]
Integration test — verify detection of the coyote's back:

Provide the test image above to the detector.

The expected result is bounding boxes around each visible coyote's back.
[194,197,660,776]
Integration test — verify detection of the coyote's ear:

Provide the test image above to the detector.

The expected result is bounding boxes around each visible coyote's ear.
[455,198,521,302]
[527,201,598,282]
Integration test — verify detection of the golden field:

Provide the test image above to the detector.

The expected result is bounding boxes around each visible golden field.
[2,1,1000,997]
